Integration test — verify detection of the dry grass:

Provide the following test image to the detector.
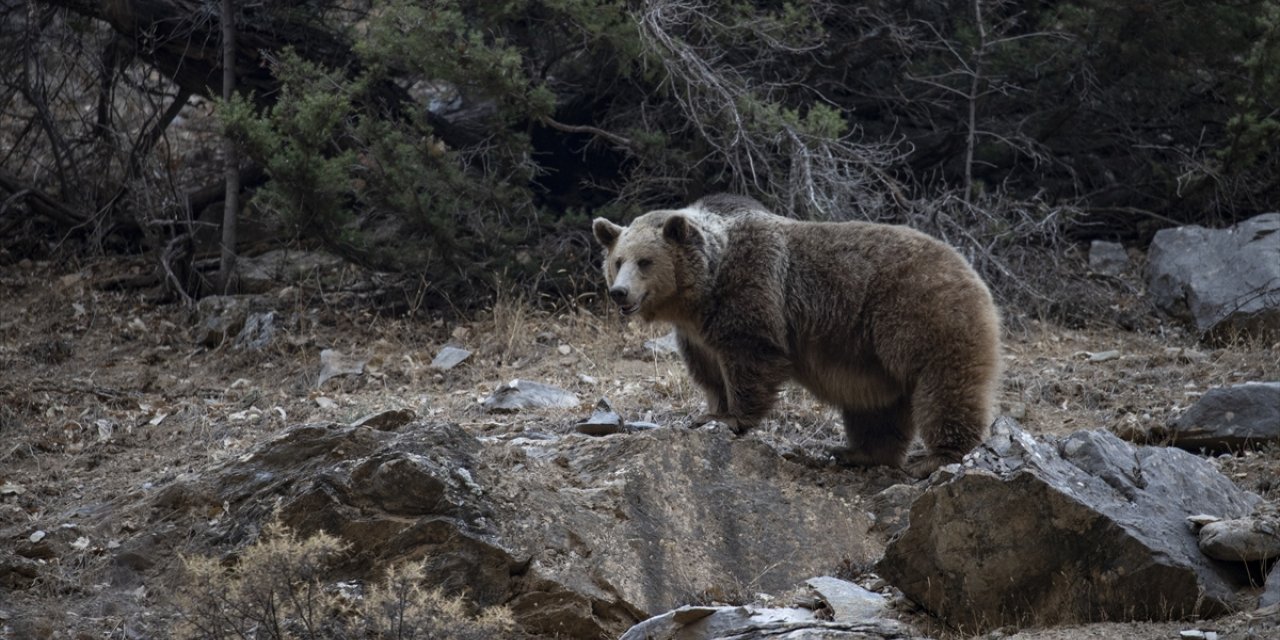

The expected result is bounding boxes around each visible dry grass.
[173,520,520,640]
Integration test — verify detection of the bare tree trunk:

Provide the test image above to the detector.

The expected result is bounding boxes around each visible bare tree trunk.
[963,0,987,205]
[218,0,238,294]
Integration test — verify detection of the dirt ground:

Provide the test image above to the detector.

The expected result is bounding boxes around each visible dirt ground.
[0,255,1277,639]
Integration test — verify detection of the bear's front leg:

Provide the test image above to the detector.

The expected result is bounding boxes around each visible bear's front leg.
[676,331,729,416]
[717,350,788,435]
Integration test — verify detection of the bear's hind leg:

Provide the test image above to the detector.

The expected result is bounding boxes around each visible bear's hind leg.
[831,398,913,469]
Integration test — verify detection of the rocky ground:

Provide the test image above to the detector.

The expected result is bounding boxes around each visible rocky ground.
[0,253,1277,639]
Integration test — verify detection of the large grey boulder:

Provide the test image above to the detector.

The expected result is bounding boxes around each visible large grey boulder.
[1147,213,1280,342]
[487,426,885,637]
[1166,382,1280,452]
[877,419,1261,632]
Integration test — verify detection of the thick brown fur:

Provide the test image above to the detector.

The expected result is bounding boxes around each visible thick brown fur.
[592,195,1002,478]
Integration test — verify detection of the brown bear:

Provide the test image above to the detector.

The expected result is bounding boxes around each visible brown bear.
[592,194,1002,477]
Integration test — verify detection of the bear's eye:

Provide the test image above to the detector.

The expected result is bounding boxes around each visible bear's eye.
[637,258,653,269]
[614,258,622,271]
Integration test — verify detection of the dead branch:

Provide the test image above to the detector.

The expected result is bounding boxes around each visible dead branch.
[0,168,87,227]
[540,116,635,151]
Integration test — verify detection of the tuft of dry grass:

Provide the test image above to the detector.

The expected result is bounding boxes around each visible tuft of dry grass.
[171,520,520,640]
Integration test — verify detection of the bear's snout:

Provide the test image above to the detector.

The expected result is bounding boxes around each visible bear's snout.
[608,286,630,304]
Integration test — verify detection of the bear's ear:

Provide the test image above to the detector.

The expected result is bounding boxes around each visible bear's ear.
[592,218,623,249]
[662,214,702,246]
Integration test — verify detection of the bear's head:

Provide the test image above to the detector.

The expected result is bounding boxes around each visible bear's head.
[592,211,706,322]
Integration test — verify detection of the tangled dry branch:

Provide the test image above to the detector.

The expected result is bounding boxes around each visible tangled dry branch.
[635,0,907,220]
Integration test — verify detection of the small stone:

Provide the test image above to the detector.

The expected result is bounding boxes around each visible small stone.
[1088,240,1129,276]
[557,344,572,355]
[576,422,625,436]
[28,530,45,544]
[578,374,598,386]
[1001,402,1027,420]
[644,331,680,357]
[235,311,275,350]
[624,421,660,432]
[483,379,580,413]
[1112,414,1151,443]
[1261,562,1280,609]
[351,409,416,431]
[1179,631,1207,640]
[317,349,367,387]
[1087,350,1122,362]
[1198,517,1280,562]
[315,397,338,409]
[194,295,251,348]
[575,398,624,436]
[1186,514,1222,528]
[1164,347,1210,364]
[429,346,472,371]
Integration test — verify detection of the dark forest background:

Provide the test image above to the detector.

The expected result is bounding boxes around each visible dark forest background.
[2,0,1277,314]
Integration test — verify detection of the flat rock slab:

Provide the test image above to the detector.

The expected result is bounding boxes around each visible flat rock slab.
[805,576,888,622]
[482,379,579,413]
[1147,212,1280,342]
[1166,382,1280,452]
[428,345,472,371]
[619,603,918,640]
[877,418,1261,632]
